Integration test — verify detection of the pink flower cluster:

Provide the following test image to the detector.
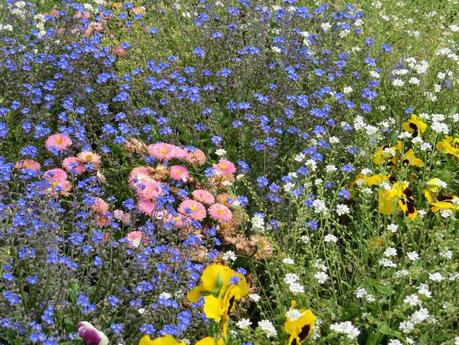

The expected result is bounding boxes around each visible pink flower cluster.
[129,142,238,229]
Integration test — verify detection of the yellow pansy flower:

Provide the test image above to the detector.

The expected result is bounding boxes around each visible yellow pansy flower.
[402,149,424,167]
[139,335,186,345]
[284,301,316,345]
[436,136,459,159]
[398,187,417,219]
[372,141,403,165]
[401,114,428,137]
[203,284,244,337]
[195,337,225,345]
[378,182,406,215]
[187,264,248,303]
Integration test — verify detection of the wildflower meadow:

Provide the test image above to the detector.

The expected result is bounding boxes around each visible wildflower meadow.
[0,0,458,344]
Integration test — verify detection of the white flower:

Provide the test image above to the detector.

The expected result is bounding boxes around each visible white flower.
[286,308,302,321]
[284,273,300,285]
[410,307,429,324]
[399,320,415,334]
[387,224,398,233]
[388,340,403,345]
[312,199,328,214]
[420,142,432,151]
[258,320,277,338]
[314,271,329,284]
[236,318,252,330]
[379,258,396,268]
[329,136,340,144]
[282,257,295,265]
[325,164,337,173]
[288,282,305,293]
[428,272,444,282]
[330,321,360,340]
[395,269,409,278]
[222,250,237,262]
[384,247,397,257]
[336,204,350,216]
[417,284,432,298]
[305,159,317,171]
[355,288,367,298]
[137,308,146,315]
[324,234,338,243]
[159,292,172,300]
[215,148,227,156]
[251,214,265,231]
[249,293,261,302]
[271,46,281,53]
[294,153,305,162]
[404,294,422,306]
[343,86,353,94]
[300,235,310,244]
[321,22,332,31]
[284,182,295,192]
[407,251,419,261]
[392,78,405,87]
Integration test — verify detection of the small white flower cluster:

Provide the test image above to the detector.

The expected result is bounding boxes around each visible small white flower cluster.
[312,199,328,214]
[236,318,252,330]
[354,288,376,302]
[251,213,265,231]
[314,260,329,284]
[222,250,237,262]
[258,319,277,338]
[330,321,360,340]
[284,273,304,293]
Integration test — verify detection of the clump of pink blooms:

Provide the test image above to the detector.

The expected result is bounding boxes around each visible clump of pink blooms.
[128,142,239,233]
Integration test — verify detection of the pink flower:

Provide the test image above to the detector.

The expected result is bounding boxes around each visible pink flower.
[113,210,131,226]
[129,166,154,186]
[136,179,162,200]
[126,231,143,248]
[92,198,109,214]
[192,189,215,205]
[77,321,108,345]
[178,199,206,221]
[45,133,72,152]
[63,157,86,174]
[213,159,236,176]
[44,168,67,182]
[77,151,102,170]
[208,203,233,223]
[169,165,190,182]
[137,198,156,216]
[184,148,206,166]
[14,159,41,171]
[148,143,186,161]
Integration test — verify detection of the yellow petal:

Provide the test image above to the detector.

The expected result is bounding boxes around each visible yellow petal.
[195,337,224,345]
[203,295,224,322]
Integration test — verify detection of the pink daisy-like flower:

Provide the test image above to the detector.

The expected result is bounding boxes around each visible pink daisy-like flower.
[46,180,72,196]
[178,199,206,221]
[137,198,156,216]
[14,159,41,171]
[44,168,67,182]
[113,210,131,226]
[184,148,206,166]
[126,231,143,248]
[136,179,162,200]
[77,151,102,170]
[63,156,86,174]
[148,143,186,161]
[192,189,215,205]
[129,166,154,186]
[169,165,190,182]
[208,203,233,223]
[213,159,236,176]
[92,197,109,214]
[45,133,72,152]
